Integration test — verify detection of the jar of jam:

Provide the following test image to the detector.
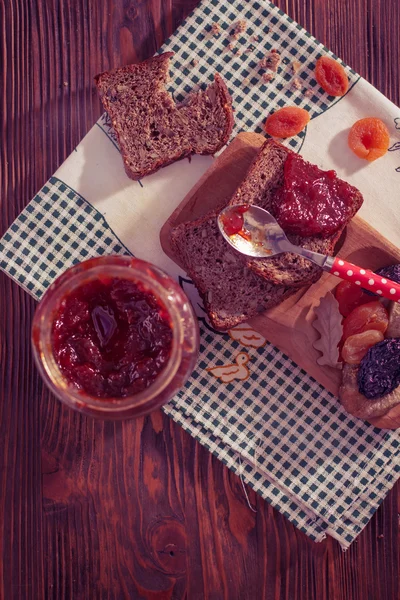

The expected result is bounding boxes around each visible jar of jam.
[32,256,199,419]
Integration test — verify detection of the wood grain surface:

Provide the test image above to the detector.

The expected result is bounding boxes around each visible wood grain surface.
[0,1,399,599]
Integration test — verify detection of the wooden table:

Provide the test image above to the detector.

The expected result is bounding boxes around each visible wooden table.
[1,1,399,598]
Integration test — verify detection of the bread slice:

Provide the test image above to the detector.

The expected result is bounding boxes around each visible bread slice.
[228,140,364,288]
[170,211,295,330]
[95,53,234,180]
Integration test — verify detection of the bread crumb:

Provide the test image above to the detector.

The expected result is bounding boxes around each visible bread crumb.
[63,81,68,87]
[235,48,243,57]
[210,22,221,36]
[242,77,250,87]
[292,59,301,73]
[304,89,313,97]
[262,72,274,83]
[227,42,235,51]
[233,20,247,35]
[258,49,281,72]
[292,77,302,90]
[252,35,261,42]
[191,59,199,67]
[244,45,254,54]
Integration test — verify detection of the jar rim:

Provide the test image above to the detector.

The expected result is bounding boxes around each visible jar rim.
[32,256,191,414]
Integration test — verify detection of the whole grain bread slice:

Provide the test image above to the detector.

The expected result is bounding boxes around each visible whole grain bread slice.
[170,210,295,330]
[228,140,364,287]
[95,53,234,180]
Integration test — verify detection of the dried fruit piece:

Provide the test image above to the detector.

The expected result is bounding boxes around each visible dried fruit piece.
[358,338,400,399]
[315,56,349,96]
[335,280,372,317]
[342,301,389,341]
[375,264,400,283]
[342,330,384,364]
[264,107,310,138]
[348,118,390,162]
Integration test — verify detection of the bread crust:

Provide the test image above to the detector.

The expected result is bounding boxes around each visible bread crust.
[95,54,234,180]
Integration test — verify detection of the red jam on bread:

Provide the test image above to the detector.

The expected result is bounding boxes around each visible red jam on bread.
[273,154,356,238]
[52,278,173,398]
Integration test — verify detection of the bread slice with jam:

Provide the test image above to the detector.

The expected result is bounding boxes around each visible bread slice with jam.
[228,140,364,288]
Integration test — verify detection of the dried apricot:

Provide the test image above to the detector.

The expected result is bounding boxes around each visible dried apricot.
[264,107,310,138]
[342,301,388,341]
[342,330,384,364]
[315,56,349,96]
[335,281,372,317]
[348,118,390,162]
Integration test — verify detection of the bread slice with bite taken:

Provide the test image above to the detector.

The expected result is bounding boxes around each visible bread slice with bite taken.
[95,53,234,180]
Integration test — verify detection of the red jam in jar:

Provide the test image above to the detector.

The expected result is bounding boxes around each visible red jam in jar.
[52,278,173,398]
[32,256,199,420]
[272,153,356,238]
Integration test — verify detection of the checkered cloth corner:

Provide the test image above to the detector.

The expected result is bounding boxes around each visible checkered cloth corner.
[159,0,359,153]
[0,0,398,550]
[164,319,400,546]
[0,177,132,299]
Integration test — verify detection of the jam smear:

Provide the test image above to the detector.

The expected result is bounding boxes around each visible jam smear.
[220,206,249,237]
[272,153,356,238]
[52,278,173,398]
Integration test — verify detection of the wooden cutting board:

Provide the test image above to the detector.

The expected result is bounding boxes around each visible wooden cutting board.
[160,132,400,396]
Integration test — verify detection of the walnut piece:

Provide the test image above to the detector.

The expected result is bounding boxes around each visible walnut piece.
[258,49,281,72]
[234,20,247,35]
[210,22,221,36]
[262,72,274,83]
[292,59,301,73]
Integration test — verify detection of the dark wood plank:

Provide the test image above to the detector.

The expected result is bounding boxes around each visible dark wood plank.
[1,1,399,599]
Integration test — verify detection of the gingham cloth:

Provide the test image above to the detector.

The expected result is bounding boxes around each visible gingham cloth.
[1,0,400,549]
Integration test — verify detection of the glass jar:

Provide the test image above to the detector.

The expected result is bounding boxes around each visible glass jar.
[32,256,199,419]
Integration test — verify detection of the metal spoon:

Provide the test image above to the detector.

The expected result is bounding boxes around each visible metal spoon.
[217,204,400,303]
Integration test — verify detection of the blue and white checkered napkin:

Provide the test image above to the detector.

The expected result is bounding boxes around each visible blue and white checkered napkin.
[1,0,400,548]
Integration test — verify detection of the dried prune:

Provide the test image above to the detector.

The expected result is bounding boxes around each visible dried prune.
[375,264,400,284]
[357,338,400,399]
[364,263,400,297]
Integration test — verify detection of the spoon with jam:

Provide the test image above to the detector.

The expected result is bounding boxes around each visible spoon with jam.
[218,204,400,303]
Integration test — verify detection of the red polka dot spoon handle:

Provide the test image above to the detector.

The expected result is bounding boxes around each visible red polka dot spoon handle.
[328,257,400,302]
